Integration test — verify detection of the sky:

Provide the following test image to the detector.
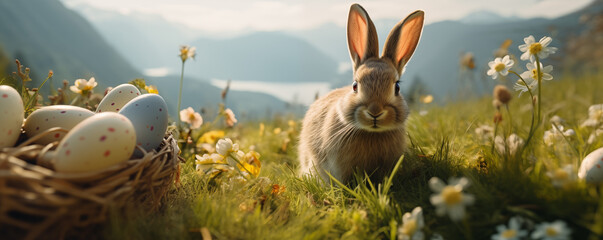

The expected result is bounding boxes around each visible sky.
[61,0,594,34]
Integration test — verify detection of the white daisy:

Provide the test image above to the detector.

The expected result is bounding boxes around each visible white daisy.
[429,177,475,222]
[495,134,524,156]
[513,78,537,97]
[546,165,576,188]
[531,220,571,240]
[518,35,557,61]
[543,124,575,147]
[487,55,514,80]
[581,104,603,128]
[398,207,425,240]
[520,62,553,82]
[491,216,528,240]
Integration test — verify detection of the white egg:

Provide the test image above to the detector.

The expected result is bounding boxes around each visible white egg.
[578,147,603,184]
[96,84,141,113]
[23,105,94,145]
[0,85,24,148]
[118,94,168,157]
[53,112,136,173]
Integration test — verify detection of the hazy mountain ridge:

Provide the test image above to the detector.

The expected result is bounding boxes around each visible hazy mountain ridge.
[0,0,140,86]
[189,32,339,83]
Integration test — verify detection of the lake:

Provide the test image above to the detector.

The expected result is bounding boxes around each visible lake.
[210,79,333,106]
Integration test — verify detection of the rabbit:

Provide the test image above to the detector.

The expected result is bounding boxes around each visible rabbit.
[298,3,425,184]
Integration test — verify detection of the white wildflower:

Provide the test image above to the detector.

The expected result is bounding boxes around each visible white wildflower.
[495,134,524,156]
[491,216,528,240]
[216,138,238,156]
[543,124,575,147]
[429,177,475,222]
[518,35,557,61]
[513,78,537,97]
[520,62,553,82]
[581,104,603,128]
[546,165,576,188]
[398,207,425,240]
[531,220,571,240]
[487,55,514,80]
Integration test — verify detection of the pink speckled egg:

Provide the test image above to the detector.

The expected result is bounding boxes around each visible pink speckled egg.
[0,85,24,148]
[96,84,140,113]
[23,105,94,145]
[53,112,136,173]
[118,94,168,157]
[579,147,603,184]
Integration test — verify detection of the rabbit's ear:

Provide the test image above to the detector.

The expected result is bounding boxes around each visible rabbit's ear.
[347,4,379,70]
[382,10,424,75]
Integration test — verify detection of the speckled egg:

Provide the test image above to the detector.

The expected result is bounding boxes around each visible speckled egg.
[118,94,168,157]
[96,84,141,113]
[23,105,94,145]
[53,112,136,173]
[578,147,603,184]
[0,85,24,148]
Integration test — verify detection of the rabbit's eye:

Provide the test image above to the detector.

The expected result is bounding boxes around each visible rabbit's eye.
[395,81,400,96]
[353,81,358,93]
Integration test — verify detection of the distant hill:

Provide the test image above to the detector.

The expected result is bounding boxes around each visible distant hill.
[71,4,203,75]
[0,0,140,86]
[458,10,523,25]
[66,4,340,83]
[189,32,339,83]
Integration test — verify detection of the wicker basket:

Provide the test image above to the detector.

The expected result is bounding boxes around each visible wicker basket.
[0,128,183,239]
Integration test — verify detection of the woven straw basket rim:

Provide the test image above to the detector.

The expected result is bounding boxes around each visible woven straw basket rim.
[0,127,183,240]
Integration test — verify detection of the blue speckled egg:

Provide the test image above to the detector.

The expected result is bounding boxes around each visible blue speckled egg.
[118,94,168,157]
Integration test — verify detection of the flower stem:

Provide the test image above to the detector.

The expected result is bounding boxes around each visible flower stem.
[510,71,536,150]
[177,61,185,126]
[535,56,542,126]
[25,74,52,115]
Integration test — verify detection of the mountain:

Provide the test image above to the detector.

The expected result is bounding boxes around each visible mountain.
[70,4,203,75]
[67,4,340,83]
[0,0,140,86]
[189,32,339,83]
[458,10,522,25]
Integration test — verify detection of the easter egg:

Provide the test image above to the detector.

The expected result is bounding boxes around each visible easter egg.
[53,112,136,173]
[0,85,24,148]
[96,84,141,113]
[118,94,168,157]
[23,105,94,145]
[578,147,603,184]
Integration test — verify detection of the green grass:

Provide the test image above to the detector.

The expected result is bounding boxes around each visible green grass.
[102,72,603,240]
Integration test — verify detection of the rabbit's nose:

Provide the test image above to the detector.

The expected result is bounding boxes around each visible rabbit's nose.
[368,112,383,119]
[366,104,384,118]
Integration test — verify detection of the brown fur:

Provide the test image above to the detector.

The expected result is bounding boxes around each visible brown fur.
[298,4,424,183]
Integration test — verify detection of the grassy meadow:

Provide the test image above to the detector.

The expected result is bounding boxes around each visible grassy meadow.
[3,31,603,239]
[96,68,603,239]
